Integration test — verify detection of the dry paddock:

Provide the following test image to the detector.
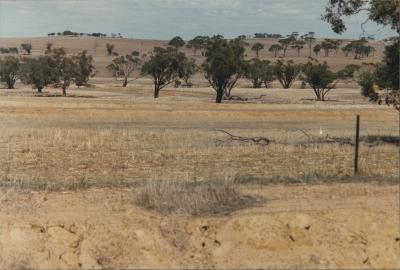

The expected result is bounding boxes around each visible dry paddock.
[0,84,399,269]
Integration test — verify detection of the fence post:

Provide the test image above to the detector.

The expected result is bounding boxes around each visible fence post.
[354,115,360,174]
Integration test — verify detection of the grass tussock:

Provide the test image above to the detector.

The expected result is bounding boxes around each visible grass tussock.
[136,179,259,216]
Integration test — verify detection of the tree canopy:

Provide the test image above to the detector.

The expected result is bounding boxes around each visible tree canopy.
[168,36,185,49]
[141,47,190,98]
[202,36,246,103]
[107,51,141,87]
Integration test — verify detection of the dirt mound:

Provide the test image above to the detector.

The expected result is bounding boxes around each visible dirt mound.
[0,184,399,269]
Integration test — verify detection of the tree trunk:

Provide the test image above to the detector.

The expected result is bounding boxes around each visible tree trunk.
[38,87,43,93]
[154,84,160,98]
[62,86,67,97]
[216,88,224,103]
[6,81,14,89]
[122,79,128,87]
[314,88,322,101]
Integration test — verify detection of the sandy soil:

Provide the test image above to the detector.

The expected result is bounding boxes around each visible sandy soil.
[0,183,399,269]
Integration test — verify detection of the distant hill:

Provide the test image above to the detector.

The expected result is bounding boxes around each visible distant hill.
[0,36,386,77]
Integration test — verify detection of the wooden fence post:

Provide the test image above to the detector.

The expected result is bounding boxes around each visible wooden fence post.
[354,115,360,174]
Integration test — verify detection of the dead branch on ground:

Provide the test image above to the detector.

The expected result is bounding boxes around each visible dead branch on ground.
[216,130,270,146]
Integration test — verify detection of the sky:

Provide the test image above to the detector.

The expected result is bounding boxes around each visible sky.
[0,0,397,40]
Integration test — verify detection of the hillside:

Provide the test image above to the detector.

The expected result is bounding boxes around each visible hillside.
[0,36,387,77]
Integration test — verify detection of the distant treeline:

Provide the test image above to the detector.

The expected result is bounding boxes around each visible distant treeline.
[47,30,112,38]
[254,33,284,39]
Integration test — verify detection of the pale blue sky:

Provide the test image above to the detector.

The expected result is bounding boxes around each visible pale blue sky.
[0,0,397,39]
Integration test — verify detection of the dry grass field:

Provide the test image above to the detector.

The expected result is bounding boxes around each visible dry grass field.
[0,37,399,269]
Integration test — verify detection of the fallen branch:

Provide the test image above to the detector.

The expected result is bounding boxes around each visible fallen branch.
[216,130,270,146]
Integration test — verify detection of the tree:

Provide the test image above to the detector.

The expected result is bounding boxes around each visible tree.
[20,56,57,93]
[187,36,209,56]
[359,71,376,101]
[301,59,357,101]
[21,42,32,55]
[202,37,246,103]
[341,43,353,57]
[168,36,185,49]
[320,39,336,57]
[291,40,306,57]
[0,56,20,89]
[323,0,399,34]
[323,0,399,109]
[278,36,296,57]
[244,59,274,88]
[273,60,302,89]
[49,48,77,96]
[302,32,316,57]
[107,51,141,87]
[358,39,399,109]
[106,43,115,56]
[313,44,322,56]
[178,58,198,85]
[269,44,283,57]
[251,43,264,58]
[141,47,188,98]
[73,51,96,87]
[344,39,375,59]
